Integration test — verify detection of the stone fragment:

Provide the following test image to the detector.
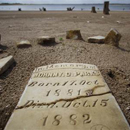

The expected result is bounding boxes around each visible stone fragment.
[17,40,31,48]
[88,36,105,43]
[103,1,110,15]
[105,28,122,47]
[0,55,14,75]
[91,6,97,13]
[37,36,55,45]
[4,63,130,130]
[66,30,83,40]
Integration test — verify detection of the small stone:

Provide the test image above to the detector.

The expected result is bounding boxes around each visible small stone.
[17,40,31,48]
[37,36,55,45]
[105,28,122,47]
[88,36,105,43]
[0,55,14,75]
[66,30,83,40]
[87,21,90,23]
[116,21,121,24]
[102,16,105,18]
[126,106,130,111]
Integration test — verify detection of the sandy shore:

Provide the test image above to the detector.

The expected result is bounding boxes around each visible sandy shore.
[0,11,130,129]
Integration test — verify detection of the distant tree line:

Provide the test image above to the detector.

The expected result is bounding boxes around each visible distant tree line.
[0,3,22,5]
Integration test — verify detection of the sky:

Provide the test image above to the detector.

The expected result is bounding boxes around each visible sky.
[0,0,130,4]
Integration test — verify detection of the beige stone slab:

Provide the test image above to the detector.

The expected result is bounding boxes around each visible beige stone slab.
[88,36,105,43]
[17,63,110,104]
[4,63,130,130]
[17,40,31,48]
[0,55,14,75]
[5,94,130,130]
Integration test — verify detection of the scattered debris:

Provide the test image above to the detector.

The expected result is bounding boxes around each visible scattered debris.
[0,55,14,75]
[88,36,105,44]
[37,36,55,45]
[105,28,122,47]
[116,21,121,24]
[67,7,75,11]
[66,30,83,40]
[17,40,31,48]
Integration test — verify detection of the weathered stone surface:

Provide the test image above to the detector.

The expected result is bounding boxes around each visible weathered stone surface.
[37,36,55,45]
[4,63,130,130]
[66,30,83,40]
[105,28,122,47]
[0,55,14,75]
[88,36,105,43]
[17,40,31,48]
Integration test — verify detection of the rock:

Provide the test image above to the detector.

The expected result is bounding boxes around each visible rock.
[66,30,83,40]
[0,55,14,75]
[105,28,122,47]
[102,16,105,18]
[37,36,55,45]
[17,40,31,48]
[87,21,90,23]
[88,36,105,43]
[116,21,121,24]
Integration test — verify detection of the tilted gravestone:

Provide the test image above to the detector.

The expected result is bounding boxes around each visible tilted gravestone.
[5,63,130,130]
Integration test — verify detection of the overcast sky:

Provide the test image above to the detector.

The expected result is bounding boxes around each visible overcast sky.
[0,0,130,4]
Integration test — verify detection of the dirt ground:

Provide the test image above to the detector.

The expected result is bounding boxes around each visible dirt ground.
[0,11,130,129]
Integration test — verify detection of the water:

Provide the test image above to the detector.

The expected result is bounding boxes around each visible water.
[0,4,130,11]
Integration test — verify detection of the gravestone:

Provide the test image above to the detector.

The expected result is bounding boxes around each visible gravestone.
[103,1,110,15]
[37,36,55,46]
[91,7,97,13]
[0,55,14,75]
[66,30,83,40]
[5,63,130,130]
[105,28,122,47]
[88,36,105,44]
[17,40,31,48]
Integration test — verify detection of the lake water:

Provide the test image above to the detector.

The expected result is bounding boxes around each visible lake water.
[0,4,130,11]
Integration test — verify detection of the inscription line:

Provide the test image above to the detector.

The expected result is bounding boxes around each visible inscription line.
[16,90,111,110]
[33,68,99,73]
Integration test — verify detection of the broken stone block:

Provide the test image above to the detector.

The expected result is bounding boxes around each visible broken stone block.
[4,63,130,130]
[105,28,122,47]
[66,30,83,40]
[17,40,31,48]
[88,36,105,43]
[37,36,55,45]
[0,55,14,75]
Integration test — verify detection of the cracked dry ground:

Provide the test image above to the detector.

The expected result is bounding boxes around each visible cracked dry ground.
[0,11,130,130]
